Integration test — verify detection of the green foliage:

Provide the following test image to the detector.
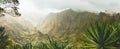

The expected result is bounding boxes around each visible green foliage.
[6,37,75,49]
[37,37,74,49]
[111,23,120,49]
[0,27,10,49]
[3,10,120,49]
[22,44,33,49]
[0,0,21,16]
[6,44,22,49]
[81,22,120,49]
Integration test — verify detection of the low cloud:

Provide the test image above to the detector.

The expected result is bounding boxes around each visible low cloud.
[29,0,120,12]
[18,0,120,25]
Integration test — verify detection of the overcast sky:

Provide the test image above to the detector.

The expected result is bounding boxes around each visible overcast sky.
[18,0,120,25]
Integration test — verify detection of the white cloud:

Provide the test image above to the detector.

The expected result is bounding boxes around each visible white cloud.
[18,0,120,25]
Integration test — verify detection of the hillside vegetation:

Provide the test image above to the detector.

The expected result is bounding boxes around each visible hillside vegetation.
[1,8,120,49]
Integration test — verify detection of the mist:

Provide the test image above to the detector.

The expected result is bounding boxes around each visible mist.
[18,0,120,26]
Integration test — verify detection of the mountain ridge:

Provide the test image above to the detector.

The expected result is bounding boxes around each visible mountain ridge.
[37,9,97,35]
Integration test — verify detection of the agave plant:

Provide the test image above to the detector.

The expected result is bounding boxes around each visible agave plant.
[7,44,22,49]
[37,37,74,49]
[112,23,120,49]
[81,22,119,49]
[22,43,33,49]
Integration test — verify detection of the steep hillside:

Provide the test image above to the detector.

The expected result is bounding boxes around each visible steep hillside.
[0,14,36,44]
[37,9,97,35]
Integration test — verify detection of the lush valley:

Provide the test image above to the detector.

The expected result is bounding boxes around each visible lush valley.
[0,9,120,49]
[1,0,120,49]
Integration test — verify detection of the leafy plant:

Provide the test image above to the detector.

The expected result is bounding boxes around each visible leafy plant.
[8,37,75,49]
[0,0,21,16]
[23,43,33,49]
[35,37,74,49]
[0,27,11,49]
[81,22,119,49]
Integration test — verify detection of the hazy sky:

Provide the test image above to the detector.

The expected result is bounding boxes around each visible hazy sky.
[18,0,120,25]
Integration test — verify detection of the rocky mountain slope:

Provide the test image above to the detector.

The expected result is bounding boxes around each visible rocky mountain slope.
[0,14,36,44]
[37,9,97,35]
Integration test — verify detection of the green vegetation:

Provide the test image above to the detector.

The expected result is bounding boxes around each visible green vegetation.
[3,22,120,49]
[0,27,11,49]
[80,22,120,49]
[0,0,21,16]
[1,0,120,49]
[1,10,120,49]
[5,37,75,49]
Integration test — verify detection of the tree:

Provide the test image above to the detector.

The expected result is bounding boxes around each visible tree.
[0,0,21,16]
[0,27,10,49]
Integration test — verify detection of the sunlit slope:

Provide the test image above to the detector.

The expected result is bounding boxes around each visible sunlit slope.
[0,14,35,44]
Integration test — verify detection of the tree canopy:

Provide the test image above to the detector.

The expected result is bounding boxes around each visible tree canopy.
[0,0,20,16]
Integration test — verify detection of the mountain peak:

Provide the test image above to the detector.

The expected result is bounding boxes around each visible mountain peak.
[47,8,74,16]
[55,8,75,15]
[62,8,73,12]
[58,8,74,13]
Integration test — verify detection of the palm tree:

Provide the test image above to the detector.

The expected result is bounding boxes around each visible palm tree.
[81,22,119,49]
